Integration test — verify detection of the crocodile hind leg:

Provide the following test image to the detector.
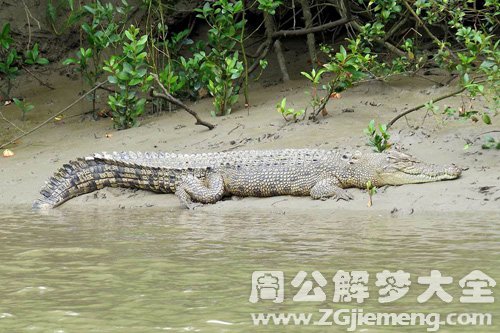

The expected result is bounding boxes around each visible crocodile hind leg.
[310,178,353,201]
[175,173,225,209]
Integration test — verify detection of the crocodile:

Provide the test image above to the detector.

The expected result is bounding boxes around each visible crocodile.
[32,149,461,209]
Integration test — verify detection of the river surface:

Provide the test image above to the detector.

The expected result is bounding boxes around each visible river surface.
[0,208,498,332]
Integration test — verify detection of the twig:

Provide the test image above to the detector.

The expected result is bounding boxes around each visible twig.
[0,81,107,149]
[387,86,466,128]
[384,12,408,41]
[444,74,458,85]
[21,0,41,49]
[401,0,456,59]
[476,130,500,137]
[150,74,214,130]
[227,123,243,135]
[0,110,27,134]
[21,65,55,90]
[310,81,336,120]
[246,41,272,76]
[382,40,407,57]
[98,85,118,94]
[349,20,406,57]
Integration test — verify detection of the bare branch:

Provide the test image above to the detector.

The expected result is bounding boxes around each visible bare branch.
[387,86,466,128]
[21,65,55,90]
[401,0,457,59]
[272,17,352,38]
[0,110,27,134]
[150,74,215,130]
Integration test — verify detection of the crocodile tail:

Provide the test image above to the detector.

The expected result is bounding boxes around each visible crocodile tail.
[32,155,172,209]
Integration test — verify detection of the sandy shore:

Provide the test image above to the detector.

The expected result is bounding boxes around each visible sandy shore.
[1,64,499,215]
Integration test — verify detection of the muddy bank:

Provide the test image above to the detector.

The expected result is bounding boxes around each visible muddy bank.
[1,64,499,215]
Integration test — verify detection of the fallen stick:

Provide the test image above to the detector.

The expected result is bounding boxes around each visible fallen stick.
[150,74,215,130]
[387,86,466,128]
[0,81,106,149]
[0,110,27,134]
[21,65,55,90]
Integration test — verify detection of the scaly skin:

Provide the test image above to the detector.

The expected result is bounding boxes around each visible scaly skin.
[32,149,462,209]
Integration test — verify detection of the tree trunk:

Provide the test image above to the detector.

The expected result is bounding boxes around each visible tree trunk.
[299,0,317,67]
[264,12,290,82]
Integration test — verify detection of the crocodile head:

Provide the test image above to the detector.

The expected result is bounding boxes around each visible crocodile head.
[349,150,462,186]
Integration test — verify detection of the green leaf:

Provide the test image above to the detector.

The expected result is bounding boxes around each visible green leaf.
[107,75,118,84]
[136,52,147,60]
[136,68,147,78]
[341,45,347,56]
[230,71,241,79]
[480,60,495,69]
[117,71,129,81]
[369,119,375,130]
[482,114,492,125]
[301,71,313,81]
[128,78,142,86]
[462,73,470,84]
[137,35,148,46]
[6,50,15,65]
[122,62,133,74]
[83,5,96,15]
[1,23,10,37]
[32,43,39,57]
[37,58,49,65]
[124,29,134,41]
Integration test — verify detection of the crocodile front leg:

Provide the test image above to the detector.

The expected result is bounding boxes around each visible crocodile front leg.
[310,178,353,201]
[175,173,225,209]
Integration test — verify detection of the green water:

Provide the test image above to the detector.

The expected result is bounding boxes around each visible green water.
[0,208,498,332]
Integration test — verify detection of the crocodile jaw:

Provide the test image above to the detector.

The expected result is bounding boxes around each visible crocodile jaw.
[377,164,462,185]
[373,151,462,185]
